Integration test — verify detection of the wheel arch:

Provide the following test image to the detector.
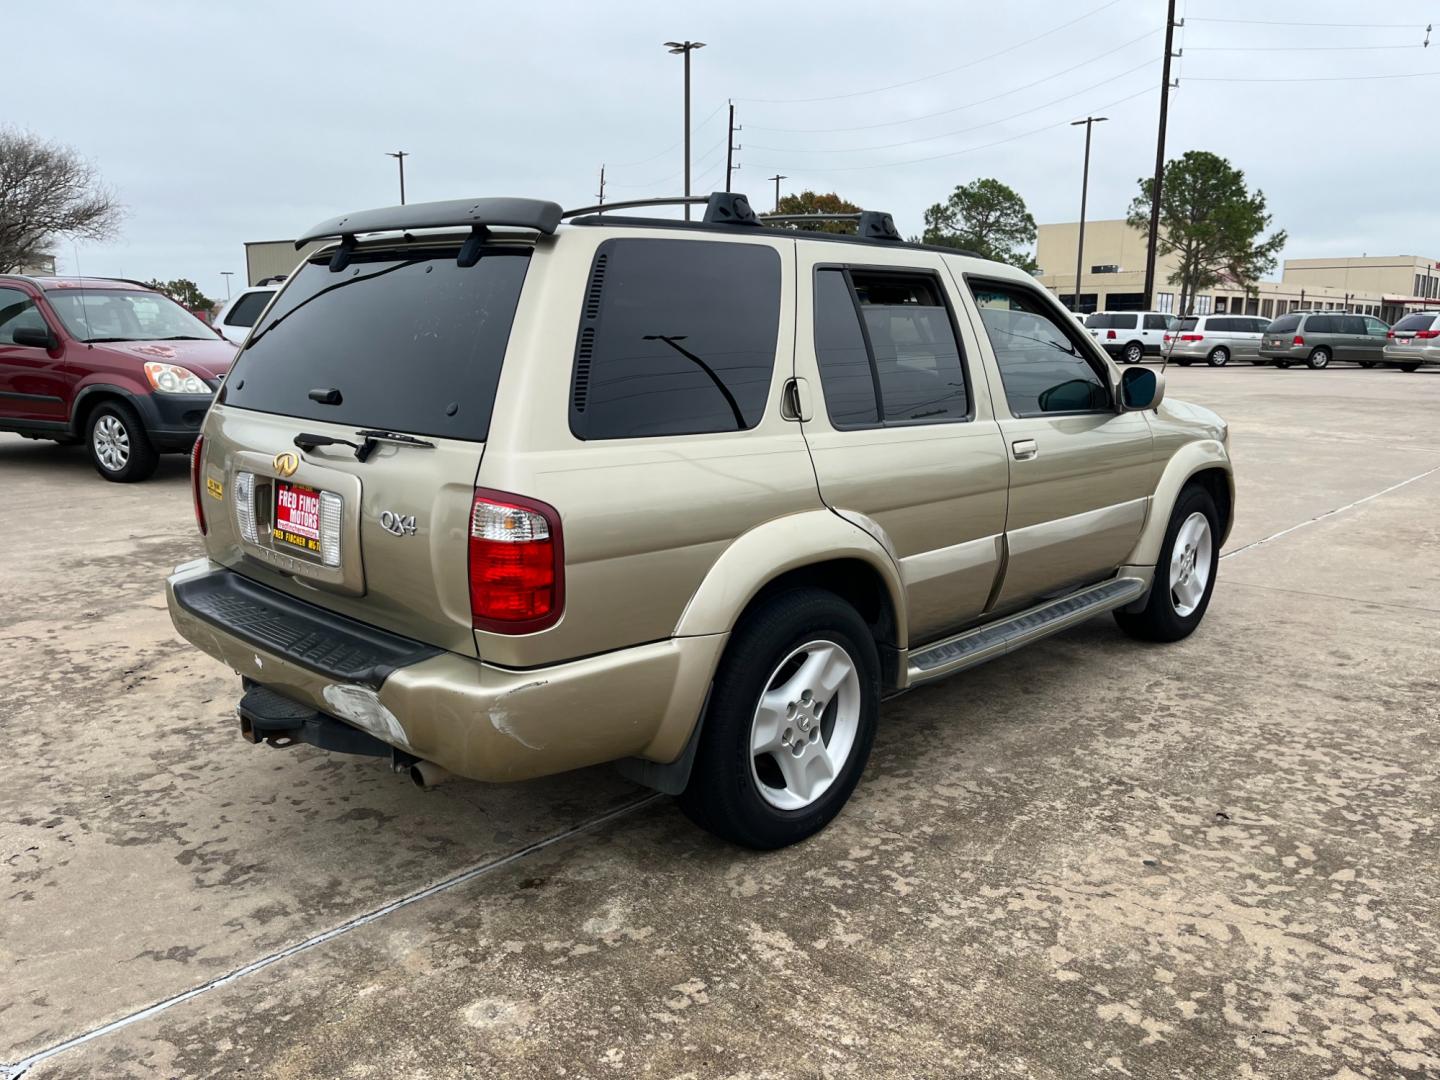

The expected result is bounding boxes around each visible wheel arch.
[1124,444,1234,565]
[70,383,153,437]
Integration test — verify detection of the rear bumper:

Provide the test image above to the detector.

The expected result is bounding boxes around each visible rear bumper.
[1383,345,1440,365]
[167,559,726,782]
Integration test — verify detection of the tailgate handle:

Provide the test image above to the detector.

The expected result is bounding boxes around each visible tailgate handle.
[308,387,343,405]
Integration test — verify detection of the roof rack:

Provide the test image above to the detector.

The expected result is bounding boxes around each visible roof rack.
[562,192,760,226]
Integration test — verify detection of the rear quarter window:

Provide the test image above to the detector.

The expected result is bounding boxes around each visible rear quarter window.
[223,290,274,329]
[570,238,782,440]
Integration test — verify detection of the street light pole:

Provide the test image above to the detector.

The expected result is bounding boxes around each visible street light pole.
[768,173,787,213]
[1070,116,1107,314]
[220,271,234,300]
[386,150,409,205]
[664,41,706,220]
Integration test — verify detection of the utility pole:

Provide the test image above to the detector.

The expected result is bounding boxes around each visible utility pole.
[386,150,409,205]
[1070,116,1107,314]
[596,164,606,215]
[220,271,234,300]
[725,102,742,193]
[769,173,787,213]
[664,41,706,219]
[1142,0,1181,306]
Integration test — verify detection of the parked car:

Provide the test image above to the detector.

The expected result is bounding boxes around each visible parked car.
[1162,314,1272,367]
[166,192,1233,849]
[1084,311,1178,363]
[1382,311,1440,371]
[1260,311,1390,369]
[211,285,279,345]
[0,276,236,481]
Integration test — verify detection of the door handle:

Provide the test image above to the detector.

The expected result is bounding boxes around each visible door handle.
[1011,439,1038,461]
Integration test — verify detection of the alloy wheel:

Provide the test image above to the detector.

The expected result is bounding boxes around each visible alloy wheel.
[749,639,861,811]
[1169,511,1213,617]
[93,414,131,472]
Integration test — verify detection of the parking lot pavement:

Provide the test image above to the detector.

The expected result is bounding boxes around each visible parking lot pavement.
[3,365,1438,1079]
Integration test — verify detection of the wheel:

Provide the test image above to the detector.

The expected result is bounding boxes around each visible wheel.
[1123,342,1144,365]
[87,400,158,482]
[1307,347,1331,370]
[680,588,879,849]
[1207,346,1230,367]
[1400,363,1421,373]
[1359,361,1377,369]
[1114,485,1219,643]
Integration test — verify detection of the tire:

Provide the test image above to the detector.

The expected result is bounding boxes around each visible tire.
[1307,347,1331,370]
[1123,342,1144,365]
[1177,358,1193,367]
[1400,363,1421,373]
[1207,346,1230,367]
[1359,361,1377,369]
[87,400,158,483]
[1114,485,1219,644]
[680,588,880,849]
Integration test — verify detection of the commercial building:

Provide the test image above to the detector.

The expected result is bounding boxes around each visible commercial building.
[244,239,326,285]
[1035,219,1440,324]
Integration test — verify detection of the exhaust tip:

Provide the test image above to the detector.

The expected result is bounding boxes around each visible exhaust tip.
[409,760,453,789]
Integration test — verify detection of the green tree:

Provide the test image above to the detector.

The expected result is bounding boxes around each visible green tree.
[1126,150,1286,315]
[768,190,862,234]
[922,178,1037,270]
[146,277,215,313]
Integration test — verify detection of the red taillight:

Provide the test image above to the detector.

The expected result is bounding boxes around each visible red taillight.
[1163,333,1170,344]
[468,490,563,633]
[1106,329,1117,340]
[190,436,207,536]
[1292,335,1305,346]
[1416,329,1440,339]
[1387,330,1396,338]
[1180,333,1204,342]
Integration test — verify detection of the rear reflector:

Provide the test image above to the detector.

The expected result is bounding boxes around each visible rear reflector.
[190,436,207,536]
[469,490,563,633]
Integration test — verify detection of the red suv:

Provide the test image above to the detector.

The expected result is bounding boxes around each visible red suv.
[0,276,236,481]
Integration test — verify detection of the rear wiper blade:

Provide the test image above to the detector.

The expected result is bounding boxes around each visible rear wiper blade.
[355,429,436,450]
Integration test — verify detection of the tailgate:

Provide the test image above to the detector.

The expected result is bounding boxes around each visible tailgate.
[198,406,484,657]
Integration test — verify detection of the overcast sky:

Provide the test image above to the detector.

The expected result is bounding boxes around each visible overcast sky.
[13,0,1438,296]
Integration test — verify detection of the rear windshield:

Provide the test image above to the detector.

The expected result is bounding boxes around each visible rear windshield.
[1267,314,1301,334]
[221,247,529,441]
[1177,318,1199,332]
[1085,313,1135,329]
[1394,312,1437,331]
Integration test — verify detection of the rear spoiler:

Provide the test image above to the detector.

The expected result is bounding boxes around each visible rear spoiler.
[296,198,564,248]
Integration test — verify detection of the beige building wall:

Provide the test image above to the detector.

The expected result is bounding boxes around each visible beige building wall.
[1034,220,1430,323]
[244,240,327,285]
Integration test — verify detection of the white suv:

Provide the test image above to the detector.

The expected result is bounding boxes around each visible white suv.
[1084,311,1177,364]
[211,286,279,345]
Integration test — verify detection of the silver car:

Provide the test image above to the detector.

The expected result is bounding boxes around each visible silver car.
[1163,314,1271,367]
[1383,312,1440,371]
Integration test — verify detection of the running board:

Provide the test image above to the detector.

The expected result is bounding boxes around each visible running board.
[906,577,1147,686]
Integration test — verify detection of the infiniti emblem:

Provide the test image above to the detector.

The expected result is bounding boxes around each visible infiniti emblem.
[273,451,299,478]
[379,510,417,537]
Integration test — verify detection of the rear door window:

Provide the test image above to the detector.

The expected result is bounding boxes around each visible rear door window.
[1176,318,1199,333]
[570,239,781,440]
[1143,314,1170,330]
[1085,313,1136,330]
[223,246,530,441]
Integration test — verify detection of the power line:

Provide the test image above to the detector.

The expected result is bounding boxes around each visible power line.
[747,27,1161,134]
[746,84,1155,176]
[737,0,1124,104]
[1186,43,1427,52]
[1188,69,1440,83]
[1186,15,1429,28]
[604,101,728,170]
[745,57,1157,155]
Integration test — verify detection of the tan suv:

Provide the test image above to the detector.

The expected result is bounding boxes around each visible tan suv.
[167,193,1234,849]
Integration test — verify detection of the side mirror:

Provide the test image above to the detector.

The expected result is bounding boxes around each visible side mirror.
[1120,366,1165,411]
[12,324,57,350]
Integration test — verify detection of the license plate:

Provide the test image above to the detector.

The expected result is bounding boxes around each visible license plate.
[273,480,324,556]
